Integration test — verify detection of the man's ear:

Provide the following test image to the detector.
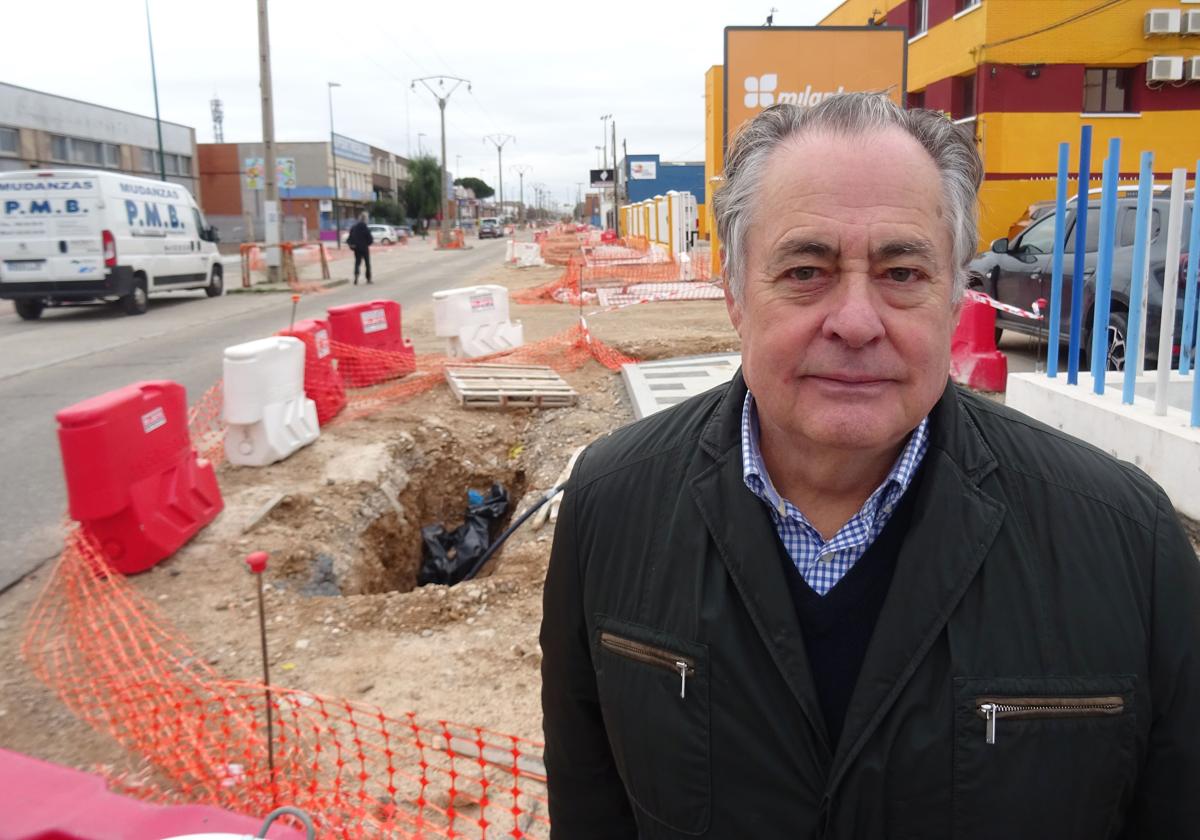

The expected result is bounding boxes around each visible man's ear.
[723,250,744,336]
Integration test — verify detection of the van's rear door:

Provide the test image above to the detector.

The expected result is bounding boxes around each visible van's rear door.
[0,172,104,284]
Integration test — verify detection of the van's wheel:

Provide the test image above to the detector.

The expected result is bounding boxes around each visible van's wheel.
[14,299,44,321]
[122,275,148,316]
[205,264,224,297]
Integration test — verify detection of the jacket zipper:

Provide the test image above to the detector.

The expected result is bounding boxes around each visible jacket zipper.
[599,631,696,699]
[976,695,1125,745]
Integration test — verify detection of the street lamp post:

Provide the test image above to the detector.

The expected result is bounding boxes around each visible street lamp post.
[511,164,532,226]
[412,76,470,248]
[483,134,515,225]
[328,82,341,249]
[144,0,166,182]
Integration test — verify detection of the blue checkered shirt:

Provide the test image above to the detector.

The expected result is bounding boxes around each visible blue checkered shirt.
[741,392,929,596]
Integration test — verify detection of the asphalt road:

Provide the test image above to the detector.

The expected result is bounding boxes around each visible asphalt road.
[0,236,1044,591]
[0,236,508,590]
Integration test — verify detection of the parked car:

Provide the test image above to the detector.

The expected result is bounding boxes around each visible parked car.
[393,225,413,240]
[478,217,502,239]
[0,169,223,319]
[969,194,1193,371]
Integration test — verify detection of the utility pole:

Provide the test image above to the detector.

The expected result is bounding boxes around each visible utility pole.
[256,0,281,283]
[600,115,613,230]
[612,118,620,237]
[412,76,470,247]
[483,134,515,224]
[144,0,166,182]
[512,164,532,225]
[328,82,341,249]
[575,182,583,221]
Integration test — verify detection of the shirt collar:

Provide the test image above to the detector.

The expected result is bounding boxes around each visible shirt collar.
[740,390,929,521]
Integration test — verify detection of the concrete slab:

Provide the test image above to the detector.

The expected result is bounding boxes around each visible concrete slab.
[621,353,741,420]
[1007,371,1200,518]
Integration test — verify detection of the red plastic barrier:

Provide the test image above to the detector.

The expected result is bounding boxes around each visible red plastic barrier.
[951,296,1008,393]
[0,747,303,840]
[326,300,416,388]
[55,381,223,575]
[279,317,347,425]
[600,229,618,243]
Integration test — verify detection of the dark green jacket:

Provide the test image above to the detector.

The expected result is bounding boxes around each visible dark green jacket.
[541,373,1200,839]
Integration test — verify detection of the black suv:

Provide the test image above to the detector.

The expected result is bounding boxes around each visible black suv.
[969,195,1193,371]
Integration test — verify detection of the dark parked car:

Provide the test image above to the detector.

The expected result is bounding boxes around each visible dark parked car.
[969,194,1193,371]
[478,218,502,239]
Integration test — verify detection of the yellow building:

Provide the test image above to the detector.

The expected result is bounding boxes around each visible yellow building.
[821,0,1200,244]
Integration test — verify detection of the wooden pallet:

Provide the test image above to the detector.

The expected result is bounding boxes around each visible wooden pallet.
[445,363,578,409]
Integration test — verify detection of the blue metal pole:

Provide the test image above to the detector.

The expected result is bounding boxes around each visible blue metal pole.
[1180,161,1200,375]
[1068,125,1092,385]
[1193,307,1200,425]
[1122,151,1154,404]
[1091,137,1121,394]
[1048,142,1070,378]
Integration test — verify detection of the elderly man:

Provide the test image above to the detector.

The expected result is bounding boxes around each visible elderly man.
[540,93,1200,838]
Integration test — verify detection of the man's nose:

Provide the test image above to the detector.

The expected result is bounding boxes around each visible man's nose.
[821,276,885,348]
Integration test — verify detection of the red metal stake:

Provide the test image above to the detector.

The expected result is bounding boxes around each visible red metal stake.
[289,294,301,331]
[245,551,276,804]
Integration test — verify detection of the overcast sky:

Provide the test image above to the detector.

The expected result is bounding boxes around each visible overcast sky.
[2,0,843,209]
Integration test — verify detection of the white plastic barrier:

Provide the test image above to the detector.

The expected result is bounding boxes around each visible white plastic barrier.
[513,242,545,267]
[432,284,525,358]
[222,336,319,467]
[505,239,516,263]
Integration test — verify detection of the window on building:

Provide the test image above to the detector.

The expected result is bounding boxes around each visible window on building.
[0,126,17,156]
[908,90,926,109]
[140,148,159,172]
[1083,68,1132,113]
[956,73,977,119]
[957,0,981,12]
[50,135,69,161]
[179,155,191,175]
[103,143,120,168]
[911,0,929,35]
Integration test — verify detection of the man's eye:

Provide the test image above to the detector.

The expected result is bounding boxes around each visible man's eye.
[887,267,917,283]
[787,266,819,281]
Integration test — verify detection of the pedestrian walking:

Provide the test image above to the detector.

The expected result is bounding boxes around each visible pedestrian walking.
[541,93,1200,837]
[346,212,373,284]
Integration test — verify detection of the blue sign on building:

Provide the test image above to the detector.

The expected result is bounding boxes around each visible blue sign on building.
[624,154,705,206]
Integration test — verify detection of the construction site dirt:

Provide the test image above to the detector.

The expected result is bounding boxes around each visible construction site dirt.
[0,257,742,778]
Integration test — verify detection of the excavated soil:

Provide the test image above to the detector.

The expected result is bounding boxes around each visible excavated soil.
[0,255,742,774]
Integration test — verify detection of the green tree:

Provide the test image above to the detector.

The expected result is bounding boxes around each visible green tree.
[453,176,494,200]
[367,199,406,225]
[401,155,444,223]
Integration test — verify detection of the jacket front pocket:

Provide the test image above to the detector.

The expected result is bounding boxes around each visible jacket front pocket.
[953,676,1137,840]
[593,616,709,836]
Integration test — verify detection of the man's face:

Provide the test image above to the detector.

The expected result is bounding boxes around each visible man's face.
[726,127,959,455]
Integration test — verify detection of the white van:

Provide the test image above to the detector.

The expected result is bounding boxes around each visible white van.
[0,169,223,319]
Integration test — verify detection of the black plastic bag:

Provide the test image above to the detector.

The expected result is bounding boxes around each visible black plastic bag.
[418,483,509,587]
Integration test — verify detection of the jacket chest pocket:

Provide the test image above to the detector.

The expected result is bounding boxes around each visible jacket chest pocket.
[953,675,1137,840]
[593,616,710,837]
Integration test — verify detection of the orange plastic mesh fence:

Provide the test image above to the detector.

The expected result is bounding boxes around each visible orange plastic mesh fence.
[514,249,714,307]
[23,325,637,835]
[22,529,551,838]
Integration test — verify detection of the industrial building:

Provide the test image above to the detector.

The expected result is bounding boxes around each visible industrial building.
[620,154,706,235]
[0,82,199,196]
[820,0,1200,241]
[197,135,407,243]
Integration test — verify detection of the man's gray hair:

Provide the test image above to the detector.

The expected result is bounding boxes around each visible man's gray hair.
[713,92,983,303]
[360,211,369,222]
